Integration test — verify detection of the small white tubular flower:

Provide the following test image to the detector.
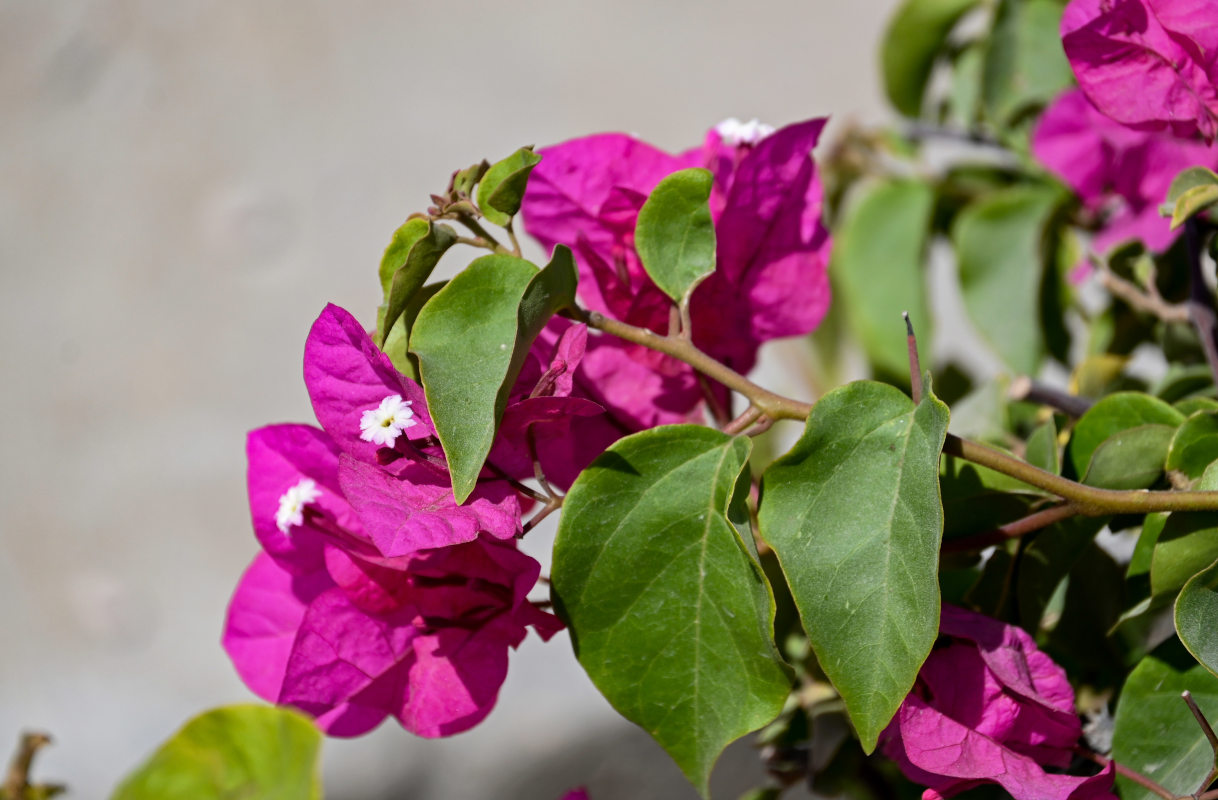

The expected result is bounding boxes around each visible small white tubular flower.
[275,478,323,534]
[358,393,417,446]
[714,117,776,146]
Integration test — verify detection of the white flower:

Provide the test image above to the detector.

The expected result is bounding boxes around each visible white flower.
[275,478,323,534]
[358,393,417,446]
[714,117,775,146]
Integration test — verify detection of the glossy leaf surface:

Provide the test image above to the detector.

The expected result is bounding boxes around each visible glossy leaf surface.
[634,168,717,305]
[552,426,790,797]
[410,254,538,501]
[759,380,949,752]
[1112,639,1218,800]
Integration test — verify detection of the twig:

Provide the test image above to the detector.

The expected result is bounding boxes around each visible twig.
[579,308,812,421]
[521,498,563,535]
[455,214,511,255]
[904,311,923,404]
[527,426,558,501]
[747,415,774,437]
[504,219,523,257]
[941,503,1081,552]
[1098,263,1189,324]
[1075,747,1177,800]
[1186,220,1218,385]
[3,732,64,799]
[1184,690,1218,795]
[580,305,1218,515]
[1009,376,1094,418]
[943,434,1218,514]
[483,462,549,504]
[723,406,763,436]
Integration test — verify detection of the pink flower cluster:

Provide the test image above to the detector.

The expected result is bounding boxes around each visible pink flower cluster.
[222,304,616,737]
[521,118,832,430]
[1033,0,1218,259]
[883,606,1115,800]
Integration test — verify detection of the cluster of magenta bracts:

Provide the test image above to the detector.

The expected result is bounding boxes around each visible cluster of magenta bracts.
[1033,0,1218,265]
[224,1,1218,787]
[222,118,834,738]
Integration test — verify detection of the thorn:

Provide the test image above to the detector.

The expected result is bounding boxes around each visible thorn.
[904,311,923,404]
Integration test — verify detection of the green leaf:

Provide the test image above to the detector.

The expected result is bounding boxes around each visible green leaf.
[378,220,458,347]
[880,0,983,116]
[953,185,1062,375]
[635,168,717,306]
[451,160,489,198]
[830,180,935,378]
[477,146,543,226]
[1081,423,1175,489]
[759,380,949,752]
[1016,516,1107,631]
[1025,417,1060,474]
[981,0,1073,127]
[1112,639,1218,800]
[1151,463,1218,597]
[1177,558,1218,679]
[1167,411,1218,482]
[410,254,539,502]
[111,705,321,800]
[1171,184,1218,230]
[507,244,579,387]
[379,281,445,381]
[1067,392,1185,478]
[378,218,428,295]
[551,426,791,797]
[1167,166,1218,206]
[1129,512,1168,579]
[946,41,985,128]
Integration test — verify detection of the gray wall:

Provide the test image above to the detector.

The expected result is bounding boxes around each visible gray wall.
[0,1,897,797]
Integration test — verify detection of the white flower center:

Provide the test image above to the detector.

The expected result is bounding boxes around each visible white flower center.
[275,478,322,534]
[714,117,775,146]
[358,393,416,446]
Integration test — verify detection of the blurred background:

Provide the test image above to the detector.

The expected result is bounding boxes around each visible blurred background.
[0,1,899,797]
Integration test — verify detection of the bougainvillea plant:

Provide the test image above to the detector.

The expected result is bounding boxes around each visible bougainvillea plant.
[15,1,1214,799]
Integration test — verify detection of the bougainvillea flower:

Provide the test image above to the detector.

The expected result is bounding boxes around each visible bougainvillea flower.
[490,322,623,490]
[1062,0,1218,141]
[246,424,378,574]
[299,303,525,554]
[1033,88,1218,254]
[304,303,434,462]
[223,536,561,738]
[338,454,520,556]
[882,605,1117,800]
[521,118,831,430]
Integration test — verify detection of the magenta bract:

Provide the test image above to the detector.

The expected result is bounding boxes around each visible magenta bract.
[1033,88,1218,255]
[521,118,832,429]
[1062,0,1218,142]
[883,605,1117,800]
[223,536,560,738]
